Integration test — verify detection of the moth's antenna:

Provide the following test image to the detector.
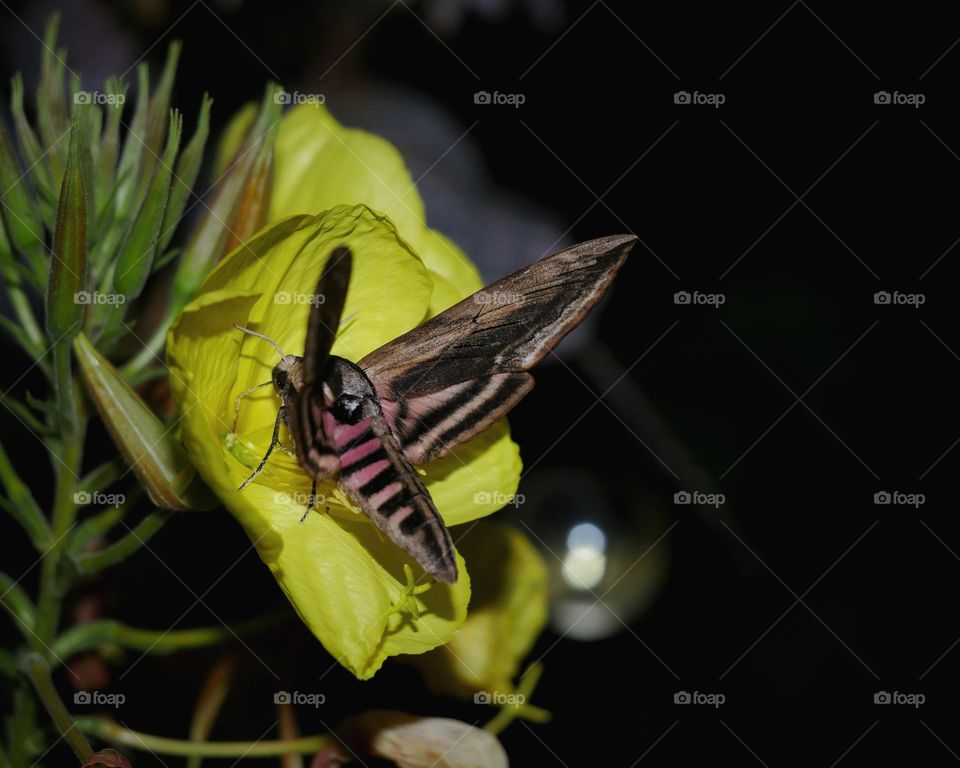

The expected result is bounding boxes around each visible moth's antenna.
[234,324,286,361]
[338,311,359,335]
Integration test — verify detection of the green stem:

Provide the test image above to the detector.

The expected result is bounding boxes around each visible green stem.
[23,653,93,760]
[33,379,84,649]
[484,662,552,736]
[74,509,172,573]
[53,610,289,658]
[0,735,9,768]
[76,718,330,757]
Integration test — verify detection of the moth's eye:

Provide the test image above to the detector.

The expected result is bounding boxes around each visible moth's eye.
[273,368,288,390]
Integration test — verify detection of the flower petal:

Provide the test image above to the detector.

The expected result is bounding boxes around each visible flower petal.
[410,521,548,698]
[272,105,424,239]
[340,710,509,768]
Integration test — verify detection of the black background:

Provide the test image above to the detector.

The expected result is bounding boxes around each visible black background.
[3,1,960,765]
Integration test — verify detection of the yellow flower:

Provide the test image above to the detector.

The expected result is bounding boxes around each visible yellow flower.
[166,206,521,678]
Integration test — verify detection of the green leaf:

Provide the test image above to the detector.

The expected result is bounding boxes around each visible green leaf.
[113,110,182,301]
[73,332,216,510]
[10,73,54,208]
[159,94,211,252]
[146,41,182,158]
[95,77,127,223]
[113,65,149,218]
[0,123,46,274]
[45,118,87,340]
[0,440,50,548]
[37,15,68,184]
[0,571,36,632]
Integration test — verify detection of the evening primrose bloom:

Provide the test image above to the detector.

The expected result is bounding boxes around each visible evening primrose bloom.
[166,205,522,678]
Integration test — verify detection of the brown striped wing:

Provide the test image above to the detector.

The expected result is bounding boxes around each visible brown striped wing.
[359,234,635,462]
[330,409,458,583]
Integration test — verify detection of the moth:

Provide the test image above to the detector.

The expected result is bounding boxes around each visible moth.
[234,234,636,583]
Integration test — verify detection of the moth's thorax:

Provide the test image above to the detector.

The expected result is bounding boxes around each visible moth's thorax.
[272,354,304,401]
[321,356,381,424]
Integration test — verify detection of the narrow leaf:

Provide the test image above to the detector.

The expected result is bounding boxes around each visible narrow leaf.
[46,118,87,340]
[37,15,68,183]
[113,110,182,301]
[73,332,216,510]
[159,93,212,252]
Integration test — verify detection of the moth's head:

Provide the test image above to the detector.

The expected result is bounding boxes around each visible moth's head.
[272,355,304,395]
[233,324,303,397]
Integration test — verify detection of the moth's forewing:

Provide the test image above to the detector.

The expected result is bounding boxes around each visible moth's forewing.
[324,409,458,583]
[359,235,635,462]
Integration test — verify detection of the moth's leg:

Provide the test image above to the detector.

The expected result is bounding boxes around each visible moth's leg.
[299,479,318,523]
[238,405,286,491]
[232,380,273,432]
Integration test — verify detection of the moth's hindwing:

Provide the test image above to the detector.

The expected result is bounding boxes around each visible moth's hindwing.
[324,407,458,583]
[379,372,534,464]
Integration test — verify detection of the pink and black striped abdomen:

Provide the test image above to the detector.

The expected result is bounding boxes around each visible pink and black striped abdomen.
[323,409,458,583]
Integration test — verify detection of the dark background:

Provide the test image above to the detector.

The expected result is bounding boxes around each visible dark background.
[3,0,960,765]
